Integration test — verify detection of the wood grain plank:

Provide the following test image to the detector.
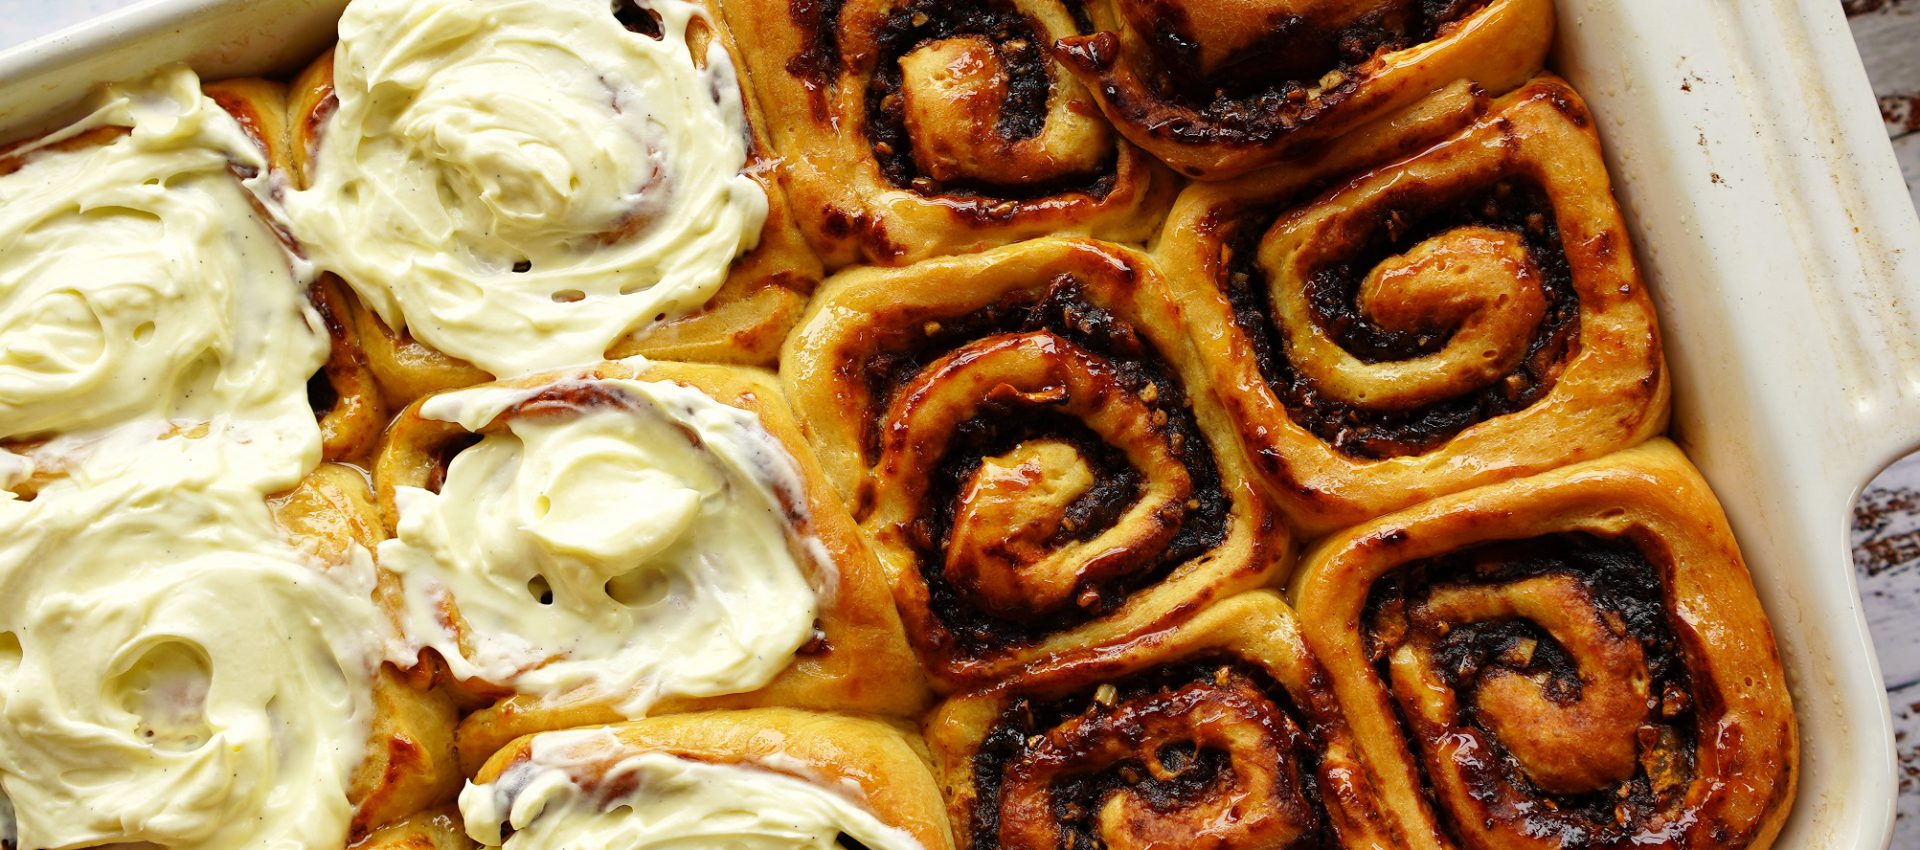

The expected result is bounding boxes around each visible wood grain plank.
[1848,0,1920,138]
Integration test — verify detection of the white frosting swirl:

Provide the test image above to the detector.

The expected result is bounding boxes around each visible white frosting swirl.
[380,374,819,715]
[282,0,769,378]
[0,66,326,473]
[0,440,382,850]
[459,729,926,850]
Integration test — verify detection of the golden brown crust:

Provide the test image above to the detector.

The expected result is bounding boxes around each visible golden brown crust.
[1157,76,1669,535]
[269,464,464,841]
[367,360,928,771]
[780,237,1287,688]
[1289,439,1797,850]
[471,709,954,850]
[203,77,294,169]
[1056,0,1552,179]
[925,591,1402,850]
[283,7,822,404]
[714,0,1177,269]
[307,275,391,464]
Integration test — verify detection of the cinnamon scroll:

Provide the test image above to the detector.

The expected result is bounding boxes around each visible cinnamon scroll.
[716,0,1176,268]
[1159,77,1668,534]
[284,0,823,400]
[463,710,954,850]
[370,359,926,769]
[926,592,1400,850]
[781,238,1286,687]
[1055,0,1552,179]
[1291,440,1797,850]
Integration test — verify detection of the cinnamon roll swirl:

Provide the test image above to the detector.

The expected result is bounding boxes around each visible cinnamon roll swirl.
[0,67,366,478]
[926,591,1401,850]
[716,0,1176,268]
[1291,440,1797,850]
[370,359,925,769]
[462,710,952,850]
[1159,77,1668,534]
[284,0,821,393]
[0,443,459,850]
[781,238,1285,687]
[1055,0,1552,179]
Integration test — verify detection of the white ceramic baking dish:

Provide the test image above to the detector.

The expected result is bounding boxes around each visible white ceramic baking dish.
[1,0,1914,847]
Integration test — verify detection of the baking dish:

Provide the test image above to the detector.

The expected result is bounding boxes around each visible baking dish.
[0,0,1914,847]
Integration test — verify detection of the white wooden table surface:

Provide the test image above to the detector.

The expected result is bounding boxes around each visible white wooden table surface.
[4,0,1920,843]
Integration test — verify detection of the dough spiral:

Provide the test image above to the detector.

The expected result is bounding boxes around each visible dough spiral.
[1292,441,1797,850]
[1158,77,1668,533]
[718,0,1174,267]
[783,238,1285,686]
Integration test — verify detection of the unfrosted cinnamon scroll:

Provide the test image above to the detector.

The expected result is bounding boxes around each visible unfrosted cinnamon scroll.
[0,67,380,468]
[1158,77,1668,534]
[781,238,1286,687]
[0,448,459,850]
[284,0,822,401]
[463,710,953,850]
[715,0,1176,268]
[1055,0,1552,179]
[926,591,1402,850]
[370,359,926,770]
[1291,440,1797,850]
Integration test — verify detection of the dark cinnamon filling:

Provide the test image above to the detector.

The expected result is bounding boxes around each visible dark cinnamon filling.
[862,277,1230,652]
[1070,0,1491,146]
[610,0,665,39]
[1225,180,1579,459]
[1362,533,1699,847]
[788,0,1119,199]
[969,661,1334,850]
[306,371,340,419]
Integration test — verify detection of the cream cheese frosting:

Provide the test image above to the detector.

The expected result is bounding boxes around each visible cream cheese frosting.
[0,438,383,850]
[460,728,926,850]
[282,0,769,378]
[379,372,820,715]
[0,66,326,471]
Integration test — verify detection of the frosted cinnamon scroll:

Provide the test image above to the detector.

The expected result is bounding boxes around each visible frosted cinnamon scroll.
[463,710,952,850]
[371,359,925,769]
[284,0,822,398]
